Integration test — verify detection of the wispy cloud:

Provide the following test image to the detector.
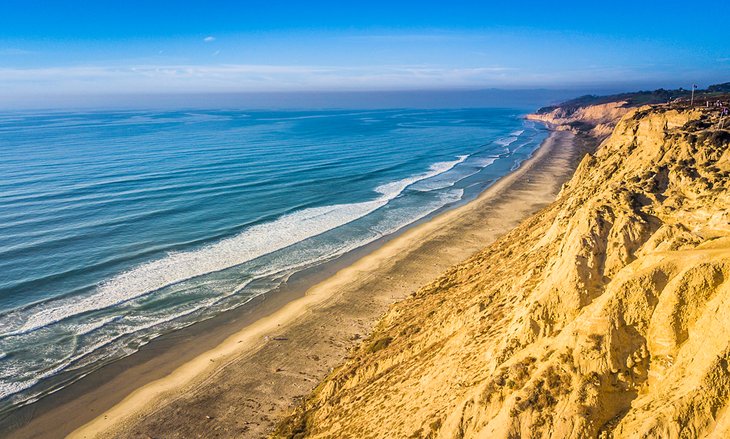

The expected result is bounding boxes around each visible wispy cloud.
[345,33,464,43]
[203,36,216,43]
[0,63,520,95]
[0,61,707,97]
[0,48,34,55]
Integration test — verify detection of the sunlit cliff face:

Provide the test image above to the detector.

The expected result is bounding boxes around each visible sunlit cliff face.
[276,103,730,439]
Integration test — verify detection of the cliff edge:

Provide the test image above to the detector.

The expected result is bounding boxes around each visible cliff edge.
[526,101,631,138]
[275,103,730,438]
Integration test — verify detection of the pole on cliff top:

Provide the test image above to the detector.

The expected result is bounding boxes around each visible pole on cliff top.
[691,84,698,106]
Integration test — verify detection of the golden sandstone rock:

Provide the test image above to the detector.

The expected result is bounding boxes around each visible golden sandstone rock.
[276,103,730,439]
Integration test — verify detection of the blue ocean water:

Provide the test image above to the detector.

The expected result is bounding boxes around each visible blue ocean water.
[0,108,546,411]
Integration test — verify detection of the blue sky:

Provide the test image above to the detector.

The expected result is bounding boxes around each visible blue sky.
[1,0,728,102]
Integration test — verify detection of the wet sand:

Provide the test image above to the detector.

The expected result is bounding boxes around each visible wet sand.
[7,127,591,439]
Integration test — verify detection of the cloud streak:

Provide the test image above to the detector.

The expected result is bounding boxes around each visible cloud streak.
[0,63,522,95]
[0,48,34,55]
[0,61,712,97]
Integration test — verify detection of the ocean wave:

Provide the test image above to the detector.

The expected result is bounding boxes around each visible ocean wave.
[0,360,67,404]
[71,315,121,338]
[373,155,467,197]
[471,156,499,167]
[0,185,468,403]
[0,302,224,401]
[495,136,518,147]
[410,155,495,192]
[0,155,468,336]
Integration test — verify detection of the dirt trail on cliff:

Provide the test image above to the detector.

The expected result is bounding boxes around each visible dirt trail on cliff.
[276,104,730,439]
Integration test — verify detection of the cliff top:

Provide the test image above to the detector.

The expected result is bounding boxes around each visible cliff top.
[537,82,730,115]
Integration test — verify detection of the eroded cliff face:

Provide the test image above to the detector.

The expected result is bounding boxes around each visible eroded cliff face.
[275,105,730,439]
[527,101,631,138]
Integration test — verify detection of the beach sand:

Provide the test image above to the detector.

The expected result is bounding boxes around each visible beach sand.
[7,128,590,439]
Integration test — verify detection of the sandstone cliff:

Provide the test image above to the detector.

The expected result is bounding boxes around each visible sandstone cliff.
[275,104,730,439]
[526,101,631,138]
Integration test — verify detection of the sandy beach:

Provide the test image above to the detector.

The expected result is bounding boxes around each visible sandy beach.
[7,126,591,439]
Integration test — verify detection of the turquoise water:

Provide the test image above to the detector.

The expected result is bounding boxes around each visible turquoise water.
[0,108,546,411]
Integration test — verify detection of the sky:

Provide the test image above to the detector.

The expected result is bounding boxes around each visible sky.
[0,0,729,107]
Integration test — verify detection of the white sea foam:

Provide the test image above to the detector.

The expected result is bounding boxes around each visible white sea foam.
[0,361,68,402]
[472,156,499,167]
[373,155,467,197]
[71,315,121,338]
[411,172,476,192]
[410,155,495,192]
[2,155,468,336]
[0,303,220,400]
[0,238,367,402]
[511,140,531,154]
[495,136,518,147]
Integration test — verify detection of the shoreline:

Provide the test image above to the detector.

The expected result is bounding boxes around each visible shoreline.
[7,124,592,439]
[1,119,528,435]
[1,197,454,438]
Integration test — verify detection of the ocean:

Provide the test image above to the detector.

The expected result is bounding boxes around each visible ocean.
[0,107,546,413]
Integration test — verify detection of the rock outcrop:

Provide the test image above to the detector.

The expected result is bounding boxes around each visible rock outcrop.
[275,104,730,439]
[527,101,631,138]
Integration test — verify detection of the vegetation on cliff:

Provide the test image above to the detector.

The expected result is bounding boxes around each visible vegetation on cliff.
[536,82,730,115]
